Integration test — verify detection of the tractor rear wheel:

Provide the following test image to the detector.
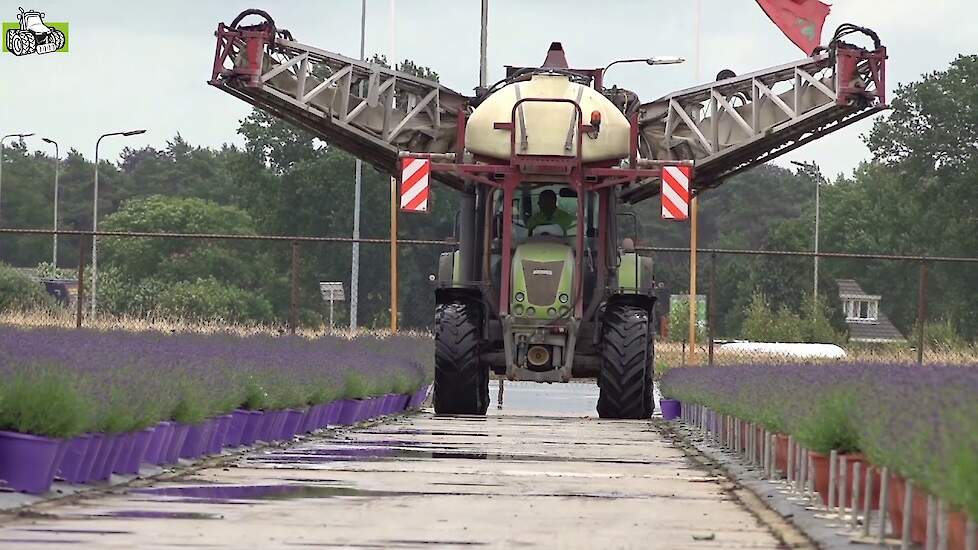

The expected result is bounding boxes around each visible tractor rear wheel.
[597,304,652,419]
[434,301,488,415]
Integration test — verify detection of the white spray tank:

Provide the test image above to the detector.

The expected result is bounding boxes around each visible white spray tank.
[465,44,631,163]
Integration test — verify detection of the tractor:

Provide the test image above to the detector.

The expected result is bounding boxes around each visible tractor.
[6,7,65,56]
[423,44,684,418]
[208,10,887,419]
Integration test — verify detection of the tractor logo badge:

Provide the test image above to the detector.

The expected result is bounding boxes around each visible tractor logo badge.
[3,7,68,56]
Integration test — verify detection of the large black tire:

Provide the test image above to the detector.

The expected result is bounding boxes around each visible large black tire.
[49,29,65,51]
[597,304,653,419]
[433,301,488,415]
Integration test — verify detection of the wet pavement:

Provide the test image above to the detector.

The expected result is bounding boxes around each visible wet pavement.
[0,382,783,548]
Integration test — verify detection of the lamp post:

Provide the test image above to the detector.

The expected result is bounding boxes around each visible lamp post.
[350,0,367,329]
[1,132,34,229]
[791,160,824,314]
[91,129,146,317]
[41,138,59,268]
[600,56,685,88]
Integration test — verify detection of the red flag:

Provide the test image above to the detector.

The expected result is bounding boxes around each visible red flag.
[755,0,831,55]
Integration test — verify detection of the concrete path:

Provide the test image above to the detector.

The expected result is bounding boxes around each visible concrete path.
[0,383,784,548]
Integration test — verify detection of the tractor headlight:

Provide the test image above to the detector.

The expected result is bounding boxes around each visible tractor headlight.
[526,307,536,317]
[515,292,525,302]
[548,308,557,318]
[558,293,569,303]
[513,304,524,316]
[559,305,570,316]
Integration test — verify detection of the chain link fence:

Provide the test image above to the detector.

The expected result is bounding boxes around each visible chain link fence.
[2,228,976,364]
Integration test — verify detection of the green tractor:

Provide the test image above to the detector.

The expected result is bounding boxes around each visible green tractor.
[418,44,692,419]
[6,7,65,56]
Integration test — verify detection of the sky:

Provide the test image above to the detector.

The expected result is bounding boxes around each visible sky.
[1,0,975,180]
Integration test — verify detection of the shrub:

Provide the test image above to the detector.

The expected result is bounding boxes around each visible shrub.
[0,263,57,312]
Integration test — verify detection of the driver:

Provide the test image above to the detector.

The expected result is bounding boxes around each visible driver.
[527,190,575,235]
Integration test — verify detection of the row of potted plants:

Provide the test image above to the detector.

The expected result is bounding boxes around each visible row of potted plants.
[661,363,977,549]
[0,326,434,494]
[0,386,431,494]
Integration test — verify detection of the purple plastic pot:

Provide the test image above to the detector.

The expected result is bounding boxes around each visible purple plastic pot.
[57,434,92,484]
[180,420,213,459]
[280,409,304,440]
[380,394,396,415]
[298,406,320,434]
[92,434,122,480]
[46,438,69,486]
[207,415,232,454]
[0,431,64,494]
[120,428,154,475]
[394,394,410,413]
[255,410,275,443]
[77,433,105,483]
[163,424,190,465]
[145,422,174,465]
[659,399,682,421]
[226,411,250,448]
[111,432,136,474]
[335,399,363,426]
[261,410,288,443]
[323,400,343,426]
[240,411,262,446]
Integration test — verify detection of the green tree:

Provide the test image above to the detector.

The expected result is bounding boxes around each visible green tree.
[99,195,275,322]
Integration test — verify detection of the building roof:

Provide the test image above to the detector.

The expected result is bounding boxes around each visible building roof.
[835,279,906,342]
[847,311,906,343]
[836,278,881,299]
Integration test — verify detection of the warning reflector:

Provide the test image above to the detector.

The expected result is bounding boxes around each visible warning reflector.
[661,165,691,220]
[400,158,431,213]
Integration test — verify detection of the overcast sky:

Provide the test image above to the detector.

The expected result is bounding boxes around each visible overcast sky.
[1,0,974,179]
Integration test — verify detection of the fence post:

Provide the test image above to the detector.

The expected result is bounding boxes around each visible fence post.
[290,240,299,335]
[916,261,927,364]
[75,237,87,329]
[708,252,716,366]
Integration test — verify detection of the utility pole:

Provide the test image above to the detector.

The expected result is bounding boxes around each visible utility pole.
[688,0,701,365]
[350,0,366,330]
[389,0,398,332]
[42,138,59,267]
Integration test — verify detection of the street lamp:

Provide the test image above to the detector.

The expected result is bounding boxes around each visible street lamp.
[0,132,34,227]
[91,129,146,317]
[41,138,59,268]
[601,56,685,87]
[791,160,824,314]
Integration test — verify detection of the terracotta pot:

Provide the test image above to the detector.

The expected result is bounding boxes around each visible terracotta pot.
[810,451,831,505]
[948,509,967,550]
[843,454,881,509]
[887,474,929,543]
[887,473,905,536]
[774,434,789,476]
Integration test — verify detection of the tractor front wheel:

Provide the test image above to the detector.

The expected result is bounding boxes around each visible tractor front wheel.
[434,301,488,415]
[49,29,65,51]
[597,304,653,419]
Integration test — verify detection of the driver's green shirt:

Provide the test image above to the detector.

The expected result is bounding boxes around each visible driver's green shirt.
[526,208,576,235]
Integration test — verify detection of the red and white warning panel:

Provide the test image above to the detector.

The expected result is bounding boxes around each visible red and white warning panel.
[400,158,431,213]
[661,165,691,221]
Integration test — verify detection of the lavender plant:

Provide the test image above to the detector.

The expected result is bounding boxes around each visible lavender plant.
[0,326,432,438]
